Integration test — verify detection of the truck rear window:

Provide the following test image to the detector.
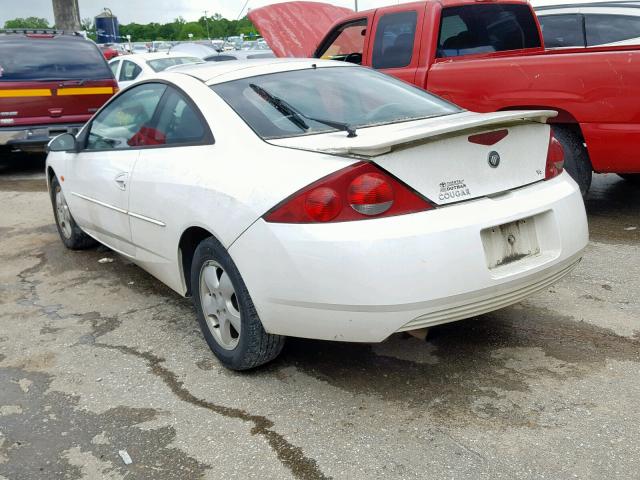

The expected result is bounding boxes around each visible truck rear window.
[437,4,541,58]
[0,37,112,81]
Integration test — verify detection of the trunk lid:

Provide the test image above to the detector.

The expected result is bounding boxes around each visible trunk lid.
[268,110,556,205]
[248,1,352,57]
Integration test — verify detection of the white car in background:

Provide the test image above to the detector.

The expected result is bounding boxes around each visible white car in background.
[536,1,640,48]
[108,52,203,89]
[170,42,275,62]
[46,59,588,370]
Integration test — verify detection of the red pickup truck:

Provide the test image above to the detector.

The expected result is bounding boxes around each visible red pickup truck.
[249,0,640,194]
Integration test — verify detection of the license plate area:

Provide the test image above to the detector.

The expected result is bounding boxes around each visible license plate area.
[481,216,540,269]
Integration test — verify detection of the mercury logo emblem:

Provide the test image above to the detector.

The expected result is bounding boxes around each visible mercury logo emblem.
[488,151,501,168]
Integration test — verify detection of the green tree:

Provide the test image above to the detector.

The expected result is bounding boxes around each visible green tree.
[4,17,50,29]
[179,22,205,40]
[117,15,257,42]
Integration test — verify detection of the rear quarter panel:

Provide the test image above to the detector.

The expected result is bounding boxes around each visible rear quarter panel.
[126,74,357,294]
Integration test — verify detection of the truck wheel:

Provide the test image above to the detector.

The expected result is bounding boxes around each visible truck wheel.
[552,126,592,196]
[618,174,640,185]
[50,176,97,250]
[191,236,285,370]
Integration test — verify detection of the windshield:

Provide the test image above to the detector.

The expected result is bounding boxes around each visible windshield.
[211,66,461,139]
[0,37,112,81]
[147,57,202,72]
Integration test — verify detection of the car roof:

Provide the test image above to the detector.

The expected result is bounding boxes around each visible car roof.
[167,58,355,85]
[118,52,202,62]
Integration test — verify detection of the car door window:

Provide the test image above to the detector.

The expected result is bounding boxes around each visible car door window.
[153,87,210,145]
[119,60,142,82]
[109,60,120,76]
[85,83,166,150]
[372,11,418,69]
[539,14,586,48]
[585,14,640,46]
[437,4,541,58]
[318,19,368,65]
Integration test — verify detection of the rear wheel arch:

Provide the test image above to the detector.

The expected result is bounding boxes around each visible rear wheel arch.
[179,226,222,296]
[498,107,592,195]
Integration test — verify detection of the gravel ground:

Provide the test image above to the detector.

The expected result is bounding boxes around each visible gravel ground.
[0,155,638,480]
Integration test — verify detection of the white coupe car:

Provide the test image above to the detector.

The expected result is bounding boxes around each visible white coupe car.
[46,59,588,370]
[108,52,203,89]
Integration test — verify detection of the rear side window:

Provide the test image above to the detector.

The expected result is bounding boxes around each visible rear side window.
[438,5,541,58]
[0,37,112,81]
[585,14,640,46]
[120,60,142,82]
[372,11,418,69]
[539,14,586,48]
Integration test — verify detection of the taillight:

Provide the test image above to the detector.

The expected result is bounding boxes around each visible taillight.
[265,162,432,224]
[545,130,565,180]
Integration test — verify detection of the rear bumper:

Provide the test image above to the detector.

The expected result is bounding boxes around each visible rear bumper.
[230,173,588,343]
[0,123,84,151]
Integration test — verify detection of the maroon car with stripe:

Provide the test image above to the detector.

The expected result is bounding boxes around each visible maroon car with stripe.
[0,30,117,154]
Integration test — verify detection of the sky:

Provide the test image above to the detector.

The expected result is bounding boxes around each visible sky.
[0,0,576,26]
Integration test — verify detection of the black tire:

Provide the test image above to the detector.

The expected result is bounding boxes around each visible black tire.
[50,175,97,250]
[618,174,640,185]
[552,125,592,196]
[191,236,285,370]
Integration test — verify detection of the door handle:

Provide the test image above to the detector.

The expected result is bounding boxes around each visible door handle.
[114,172,128,191]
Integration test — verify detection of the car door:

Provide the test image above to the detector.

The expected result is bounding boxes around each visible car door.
[127,85,214,291]
[64,82,167,256]
[368,5,425,85]
[118,59,143,89]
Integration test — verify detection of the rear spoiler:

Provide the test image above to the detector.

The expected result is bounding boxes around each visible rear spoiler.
[270,110,558,157]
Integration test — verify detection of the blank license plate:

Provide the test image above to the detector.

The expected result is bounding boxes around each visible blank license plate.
[481,216,540,269]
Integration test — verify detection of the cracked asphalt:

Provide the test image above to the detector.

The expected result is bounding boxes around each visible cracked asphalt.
[1,155,639,480]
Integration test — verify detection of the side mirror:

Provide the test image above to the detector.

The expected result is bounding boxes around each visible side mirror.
[47,133,77,153]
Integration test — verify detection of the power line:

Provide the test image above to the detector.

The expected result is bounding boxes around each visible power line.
[236,0,250,20]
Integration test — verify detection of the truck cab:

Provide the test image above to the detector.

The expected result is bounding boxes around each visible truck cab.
[250,0,640,194]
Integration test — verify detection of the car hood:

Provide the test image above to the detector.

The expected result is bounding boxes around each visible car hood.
[247,1,352,57]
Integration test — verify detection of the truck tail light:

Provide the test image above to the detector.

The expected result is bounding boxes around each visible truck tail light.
[265,162,432,224]
[545,130,565,180]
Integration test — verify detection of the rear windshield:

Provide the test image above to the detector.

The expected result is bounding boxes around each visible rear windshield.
[147,57,202,72]
[0,37,112,81]
[211,66,461,139]
[438,4,541,58]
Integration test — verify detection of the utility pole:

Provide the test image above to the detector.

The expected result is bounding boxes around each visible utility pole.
[204,10,211,40]
[355,0,358,12]
[52,0,81,31]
